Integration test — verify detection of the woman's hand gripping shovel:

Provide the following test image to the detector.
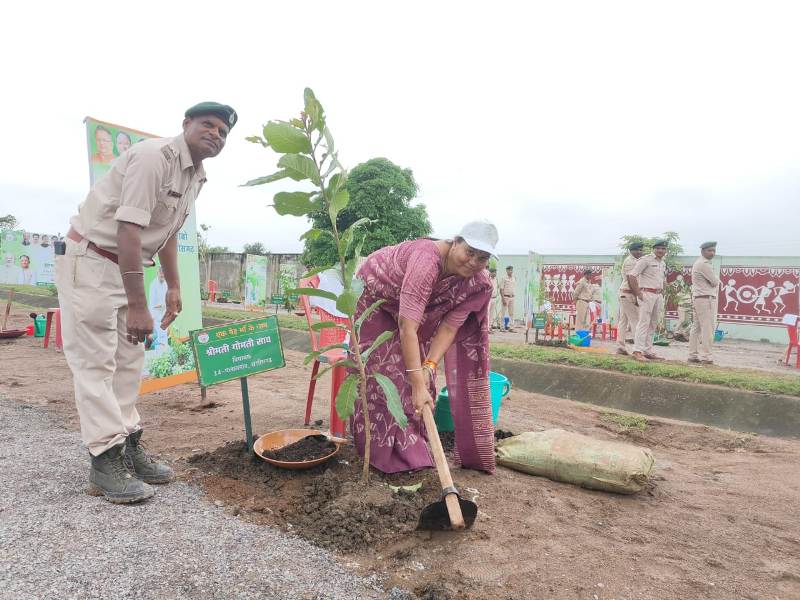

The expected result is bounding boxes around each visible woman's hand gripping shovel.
[417,403,478,531]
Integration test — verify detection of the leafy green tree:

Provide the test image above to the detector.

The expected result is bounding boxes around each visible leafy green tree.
[243,242,268,255]
[618,231,683,272]
[302,158,431,266]
[0,214,18,230]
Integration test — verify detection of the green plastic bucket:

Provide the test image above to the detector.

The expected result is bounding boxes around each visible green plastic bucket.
[434,371,511,432]
[33,314,46,337]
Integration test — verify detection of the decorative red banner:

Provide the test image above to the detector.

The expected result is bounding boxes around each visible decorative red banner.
[717,266,800,326]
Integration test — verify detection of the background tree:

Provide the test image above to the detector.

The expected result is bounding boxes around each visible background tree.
[302,157,431,266]
[243,242,268,255]
[0,214,18,230]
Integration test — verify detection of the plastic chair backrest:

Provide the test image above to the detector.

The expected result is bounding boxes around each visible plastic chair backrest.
[208,280,218,292]
[299,276,349,353]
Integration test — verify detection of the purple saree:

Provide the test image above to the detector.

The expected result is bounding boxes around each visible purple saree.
[351,239,495,474]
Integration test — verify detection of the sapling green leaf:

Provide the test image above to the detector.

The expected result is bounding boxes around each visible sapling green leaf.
[375,373,407,429]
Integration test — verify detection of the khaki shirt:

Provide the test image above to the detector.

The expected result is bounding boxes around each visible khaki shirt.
[631,253,666,290]
[572,277,592,302]
[70,134,206,267]
[500,276,515,296]
[620,254,639,293]
[691,257,720,297]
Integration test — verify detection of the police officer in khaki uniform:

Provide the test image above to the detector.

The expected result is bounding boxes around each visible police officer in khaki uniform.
[500,265,516,331]
[488,268,501,330]
[56,102,237,504]
[617,242,644,355]
[629,239,668,362]
[689,241,720,365]
[572,268,593,330]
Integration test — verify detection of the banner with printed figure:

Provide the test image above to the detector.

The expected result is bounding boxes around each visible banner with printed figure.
[244,254,268,310]
[717,266,800,326]
[0,229,60,286]
[601,267,621,326]
[85,117,202,393]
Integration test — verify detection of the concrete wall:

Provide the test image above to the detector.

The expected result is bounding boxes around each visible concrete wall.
[200,252,303,300]
[498,253,799,343]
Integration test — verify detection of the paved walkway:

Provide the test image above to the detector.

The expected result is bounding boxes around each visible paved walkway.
[0,398,392,600]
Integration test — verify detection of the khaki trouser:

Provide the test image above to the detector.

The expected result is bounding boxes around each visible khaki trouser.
[617,293,640,350]
[689,296,716,361]
[502,295,515,326]
[575,299,590,330]
[633,291,663,355]
[488,295,501,328]
[55,238,144,456]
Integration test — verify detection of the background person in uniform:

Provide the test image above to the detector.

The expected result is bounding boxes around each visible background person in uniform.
[572,268,593,330]
[689,241,720,365]
[56,102,237,504]
[629,239,668,362]
[617,242,644,355]
[488,267,501,330]
[500,265,516,330]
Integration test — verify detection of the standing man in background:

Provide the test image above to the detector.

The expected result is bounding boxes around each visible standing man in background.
[689,241,720,365]
[629,240,668,362]
[617,242,644,355]
[488,268,501,330]
[56,102,237,504]
[500,265,516,331]
[572,268,594,330]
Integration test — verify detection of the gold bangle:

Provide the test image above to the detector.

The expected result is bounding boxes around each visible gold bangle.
[423,359,438,371]
[122,271,144,276]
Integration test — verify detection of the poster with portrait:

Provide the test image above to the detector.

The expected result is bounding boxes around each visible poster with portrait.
[244,254,268,310]
[541,263,612,311]
[0,229,60,286]
[717,266,800,326]
[85,117,202,393]
[600,267,622,325]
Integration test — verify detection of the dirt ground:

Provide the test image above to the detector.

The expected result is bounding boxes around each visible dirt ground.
[3,306,800,599]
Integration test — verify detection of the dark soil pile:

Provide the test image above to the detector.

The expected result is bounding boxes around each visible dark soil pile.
[186,441,442,553]
[261,436,336,462]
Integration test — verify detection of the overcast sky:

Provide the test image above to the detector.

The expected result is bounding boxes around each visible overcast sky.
[2,1,798,256]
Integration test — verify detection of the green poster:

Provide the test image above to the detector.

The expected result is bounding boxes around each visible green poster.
[84,117,203,392]
[191,317,286,386]
[0,229,58,286]
[601,267,622,326]
[244,254,268,310]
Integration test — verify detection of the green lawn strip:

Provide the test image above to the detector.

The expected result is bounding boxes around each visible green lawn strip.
[202,306,308,331]
[490,343,800,398]
[0,284,57,297]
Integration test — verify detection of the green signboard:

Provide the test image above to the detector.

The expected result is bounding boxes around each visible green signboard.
[191,316,285,387]
[270,294,285,305]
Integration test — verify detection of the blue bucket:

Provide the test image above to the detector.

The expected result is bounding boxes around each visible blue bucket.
[714,329,725,342]
[434,371,511,432]
[575,329,592,347]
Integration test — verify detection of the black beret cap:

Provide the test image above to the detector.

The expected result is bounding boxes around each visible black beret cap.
[628,242,644,250]
[185,102,238,129]
[700,241,717,250]
[652,239,668,248]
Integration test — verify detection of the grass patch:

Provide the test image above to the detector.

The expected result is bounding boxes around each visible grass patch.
[602,412,649,431]
[490,343,800,398]
[0,284,57,297]
[202,306,308,331]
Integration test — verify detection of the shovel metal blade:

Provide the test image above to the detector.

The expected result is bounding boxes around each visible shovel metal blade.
[417,496,478,531]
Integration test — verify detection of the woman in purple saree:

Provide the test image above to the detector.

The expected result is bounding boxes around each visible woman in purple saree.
[352,222,499,474]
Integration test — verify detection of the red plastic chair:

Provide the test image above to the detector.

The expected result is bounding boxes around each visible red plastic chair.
[299,276,350,435]
[207,279,218,303]
[43,308,62,350]
[785,317,800,368]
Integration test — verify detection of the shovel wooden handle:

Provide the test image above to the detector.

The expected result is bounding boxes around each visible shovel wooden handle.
[2,290,13,332]
[421,403,465,529]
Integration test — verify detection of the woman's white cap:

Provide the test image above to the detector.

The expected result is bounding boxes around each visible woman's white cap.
[457,221,499,255]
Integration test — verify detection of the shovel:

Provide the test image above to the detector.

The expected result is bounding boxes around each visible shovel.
[417,403,478,531]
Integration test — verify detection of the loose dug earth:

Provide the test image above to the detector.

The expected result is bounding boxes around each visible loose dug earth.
[261,435,337,462]
[3,306,800,599]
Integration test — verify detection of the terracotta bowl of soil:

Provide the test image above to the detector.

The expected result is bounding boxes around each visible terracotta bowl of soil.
[253,429,340,470]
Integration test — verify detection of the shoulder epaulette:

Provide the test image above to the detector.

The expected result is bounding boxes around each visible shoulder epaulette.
[160,144,178,161]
